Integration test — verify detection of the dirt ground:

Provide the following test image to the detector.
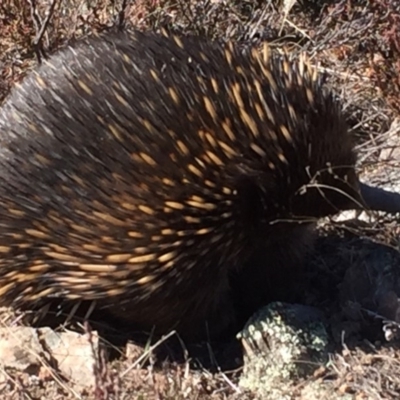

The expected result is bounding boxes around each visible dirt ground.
[0,0,400,399]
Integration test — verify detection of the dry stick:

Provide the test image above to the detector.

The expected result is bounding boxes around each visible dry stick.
[31,0,58,64]
[29,0,43,62]
[120,330,177,378]
[117,0,129,31]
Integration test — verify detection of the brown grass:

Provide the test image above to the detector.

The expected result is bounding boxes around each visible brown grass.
[1,0,400,398]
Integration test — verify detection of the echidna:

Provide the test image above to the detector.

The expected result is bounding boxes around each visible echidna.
[0,30,398,340]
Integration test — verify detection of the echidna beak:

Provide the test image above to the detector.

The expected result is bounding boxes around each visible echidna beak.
[359,181,400,214]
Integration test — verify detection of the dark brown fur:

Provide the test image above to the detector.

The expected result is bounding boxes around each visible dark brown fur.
[0,30,363,340]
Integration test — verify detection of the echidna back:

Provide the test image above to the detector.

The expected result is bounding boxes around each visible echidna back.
[0,31,362,339]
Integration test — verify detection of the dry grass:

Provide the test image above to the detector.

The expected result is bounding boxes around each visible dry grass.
[1,0,400,398]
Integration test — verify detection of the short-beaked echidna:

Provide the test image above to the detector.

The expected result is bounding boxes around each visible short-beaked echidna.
[0,30,391,340]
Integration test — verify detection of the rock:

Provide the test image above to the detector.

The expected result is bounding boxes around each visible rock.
[339,241,400,341]
[237,302,330,399]
[0,326,100,390]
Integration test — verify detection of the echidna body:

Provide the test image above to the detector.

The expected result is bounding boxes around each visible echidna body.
[0,31,362,339]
